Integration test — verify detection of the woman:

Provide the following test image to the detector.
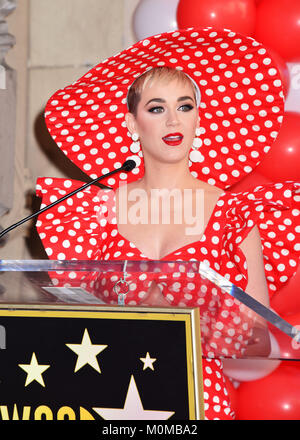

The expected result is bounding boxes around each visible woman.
[36,28,299,419]
[120,66,270,309]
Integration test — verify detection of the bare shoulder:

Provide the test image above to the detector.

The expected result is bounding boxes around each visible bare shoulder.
[239,225,265,270]
[192,180,224,199]
[115,180,138,201]
[207,185,224,200]
[239,224,270,306]
[116,179,144,195]
[240,224,262,253]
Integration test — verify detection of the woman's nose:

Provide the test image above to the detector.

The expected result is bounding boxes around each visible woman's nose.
[166,109,180,126]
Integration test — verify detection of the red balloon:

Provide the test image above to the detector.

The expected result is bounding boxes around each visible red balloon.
[255,0,300,62]
[228,169,272,193]
[236,362,300,419]
[271,266,300,316]
[256,112,300,181]
[271,312,300,360]
[177,0,257,36]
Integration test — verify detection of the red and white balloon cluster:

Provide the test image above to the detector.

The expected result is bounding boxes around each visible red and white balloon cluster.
[133,0,300,420]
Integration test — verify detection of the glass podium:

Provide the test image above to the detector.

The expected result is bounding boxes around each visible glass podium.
[0,259,298,421]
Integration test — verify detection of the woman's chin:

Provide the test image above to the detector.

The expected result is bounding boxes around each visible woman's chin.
[145,147,190,164]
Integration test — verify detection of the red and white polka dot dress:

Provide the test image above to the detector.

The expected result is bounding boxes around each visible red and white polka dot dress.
[36,178,299,419]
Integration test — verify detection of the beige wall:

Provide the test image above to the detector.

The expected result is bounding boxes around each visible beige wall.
[1,0,29,259]
[2,0,139,259]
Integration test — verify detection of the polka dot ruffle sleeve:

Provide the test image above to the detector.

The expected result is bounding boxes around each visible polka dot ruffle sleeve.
[35,177,107,289]
[36,177,103,260]
[224,181,300,298]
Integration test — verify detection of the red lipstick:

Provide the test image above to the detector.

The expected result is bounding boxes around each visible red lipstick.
[162,132,183,146]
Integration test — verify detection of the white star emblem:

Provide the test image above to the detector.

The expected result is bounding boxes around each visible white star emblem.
[140,352,156,371]
[66,328,107,373]
[18,352,50,387]
[93,375,174,420]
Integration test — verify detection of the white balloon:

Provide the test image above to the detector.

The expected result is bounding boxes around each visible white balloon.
[133,0,179,41]
[222,332,282,382]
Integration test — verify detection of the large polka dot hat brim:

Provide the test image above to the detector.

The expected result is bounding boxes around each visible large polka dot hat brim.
[44,26,285,190]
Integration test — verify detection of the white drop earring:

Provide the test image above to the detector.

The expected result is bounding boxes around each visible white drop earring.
[189,127,204,163]
[130,132,141,154]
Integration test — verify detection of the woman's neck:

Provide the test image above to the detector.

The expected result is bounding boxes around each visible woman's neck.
[139,163,199,193]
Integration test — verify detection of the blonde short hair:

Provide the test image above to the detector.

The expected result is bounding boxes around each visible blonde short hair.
[126,67,200,116]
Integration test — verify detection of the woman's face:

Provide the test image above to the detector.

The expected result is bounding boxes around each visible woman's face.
[125,78,200,164]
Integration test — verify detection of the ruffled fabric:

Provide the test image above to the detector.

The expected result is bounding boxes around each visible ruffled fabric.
[36,177,103,261]
[36,178,299,301]
[36,177,104,290]
[36,177,299,420]
[223,181,299,298]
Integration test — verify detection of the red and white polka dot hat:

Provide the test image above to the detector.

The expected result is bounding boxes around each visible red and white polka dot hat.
[44,26,285,190]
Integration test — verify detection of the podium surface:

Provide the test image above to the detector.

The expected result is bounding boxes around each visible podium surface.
[0,260,298,420]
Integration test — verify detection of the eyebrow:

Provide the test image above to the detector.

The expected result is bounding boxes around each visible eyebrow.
[145,96,195,106]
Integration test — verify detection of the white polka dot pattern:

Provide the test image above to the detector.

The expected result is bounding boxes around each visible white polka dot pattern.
[44,27,284,190]
[36,178,299,420]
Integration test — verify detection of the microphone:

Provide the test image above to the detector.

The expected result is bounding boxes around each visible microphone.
[121,159,136,172]
[0,159,136,241]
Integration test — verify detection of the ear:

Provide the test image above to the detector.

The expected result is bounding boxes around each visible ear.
[125,112,138,137]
